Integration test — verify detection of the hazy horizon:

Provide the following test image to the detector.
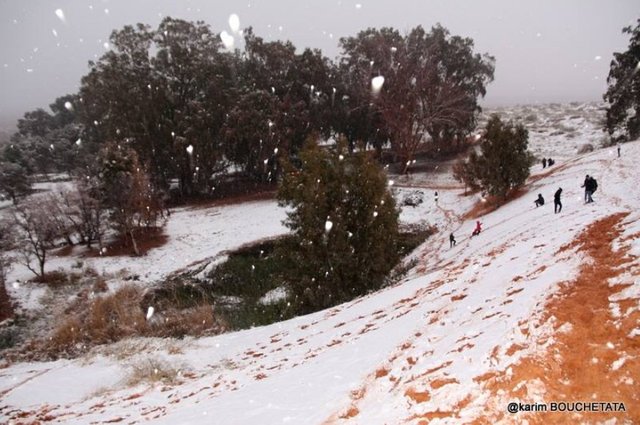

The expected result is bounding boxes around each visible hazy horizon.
[1,0,638,131]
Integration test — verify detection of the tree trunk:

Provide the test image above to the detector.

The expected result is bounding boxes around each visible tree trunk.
[129,230,140,256]
[39,250,46,278]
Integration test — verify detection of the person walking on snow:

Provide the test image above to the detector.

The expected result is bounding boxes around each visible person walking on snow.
[534,193,545,207]
[554,187,563,213]
[587,176,597,203]
[449,232,456,248]
[542,158,547,169]
[471,221,482,237]
[435,191,439,204]
[581,175,592,203]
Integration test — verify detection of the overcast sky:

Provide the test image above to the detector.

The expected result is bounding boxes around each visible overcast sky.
[0,0,638,129]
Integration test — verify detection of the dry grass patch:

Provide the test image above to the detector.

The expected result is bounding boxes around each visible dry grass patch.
[42,285,226,359]
[125,357,182,387]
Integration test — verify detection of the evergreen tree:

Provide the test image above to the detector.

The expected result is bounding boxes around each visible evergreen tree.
[278,138,399,313]
[604,18,640,142]
[0,161,30,203]
[457,116,531,200]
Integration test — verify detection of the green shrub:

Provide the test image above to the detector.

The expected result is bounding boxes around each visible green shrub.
[278,139,400,313]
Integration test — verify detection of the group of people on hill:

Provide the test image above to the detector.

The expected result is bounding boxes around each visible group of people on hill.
[534,188,564,213]
[542,158,555,168]
[449,173,600,248]
[532,173,598,215]
[449,220,481,247]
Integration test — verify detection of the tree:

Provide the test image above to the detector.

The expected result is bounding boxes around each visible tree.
[338,25,494,171]
[154,17,233,195]
[97,143,163,255]
[604,18,640,142]
[13,200,61,278]
[61,178,107,249]
[456,116,531,200]
[334,28,399,154]
[278,138,399,313]
[0,161,31,203]
[0,218,16,321]
[79,19,235,194]
[222,91,284,182]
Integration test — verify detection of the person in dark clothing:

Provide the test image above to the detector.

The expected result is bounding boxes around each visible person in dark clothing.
[582,175,597,203]
[449,233,456,248]
[617,143,621,158]
[587,176,597,203]
[554,187,563,213]
[548,158,555,166]
[581,175,592,203]
[534,193,545,207]
[542,158,547,168]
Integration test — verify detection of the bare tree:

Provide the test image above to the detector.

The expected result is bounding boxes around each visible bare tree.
[59,179,106,250]
[12,200,61,278]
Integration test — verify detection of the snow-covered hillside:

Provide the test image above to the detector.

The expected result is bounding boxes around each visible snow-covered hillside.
[1,134,639,423]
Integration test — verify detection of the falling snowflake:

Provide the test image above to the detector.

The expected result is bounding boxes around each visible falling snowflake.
[229,13,240,33]
[55,9,66,23]
[371,76,384,94]
[220,31,234,49]
[64,101,73,110]
[325,219,333,232]
[146,306,155,320]
[186,145,194,154]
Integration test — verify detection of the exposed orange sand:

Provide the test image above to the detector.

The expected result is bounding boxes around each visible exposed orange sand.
[471,212,639,424]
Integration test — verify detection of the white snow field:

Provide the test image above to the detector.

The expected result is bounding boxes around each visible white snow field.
[1,130,639,422]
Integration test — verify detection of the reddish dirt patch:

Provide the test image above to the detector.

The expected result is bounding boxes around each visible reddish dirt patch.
[375,368,389,378]
[410,410,455,423]
[187,187,276,210]
[339,406,359,419]
[451,294,467,302]
[0,279,13,322]
[504,343,526,356]
[506,288,524,297]
[462,187,528,220]
[123,393,143,401]
[405,387,431,403]
[430,377,459,389]
[474,213,640,424]
[86,227,168,257]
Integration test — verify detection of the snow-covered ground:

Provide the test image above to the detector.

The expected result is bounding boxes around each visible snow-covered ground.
[1,104,639,424]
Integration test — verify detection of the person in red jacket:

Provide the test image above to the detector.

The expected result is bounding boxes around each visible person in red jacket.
[471,220,482,237]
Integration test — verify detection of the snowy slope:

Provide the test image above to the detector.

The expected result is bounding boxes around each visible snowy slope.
[1,141,639,424]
